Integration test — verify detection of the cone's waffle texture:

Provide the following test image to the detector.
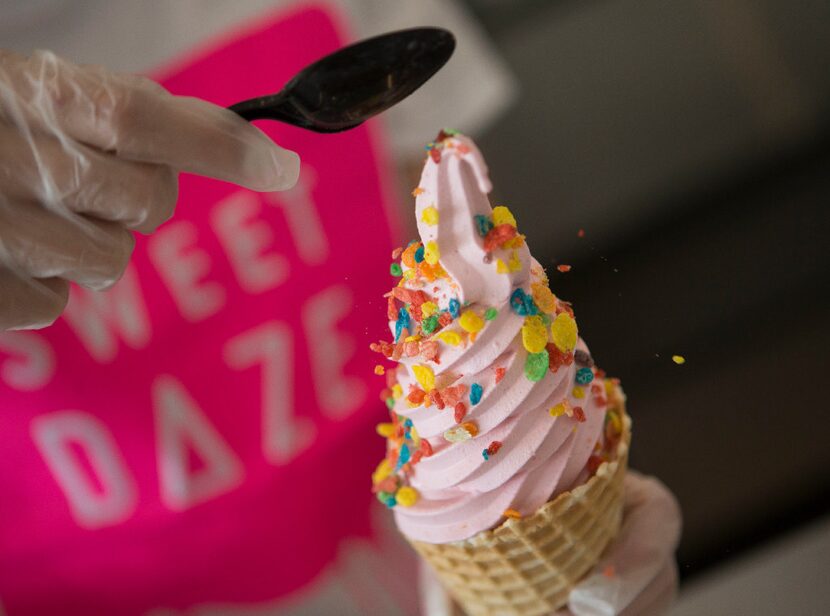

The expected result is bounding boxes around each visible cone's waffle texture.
[410,389,631,616]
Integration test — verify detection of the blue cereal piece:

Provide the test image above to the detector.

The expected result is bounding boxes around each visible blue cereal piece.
[470,383,483,405]
[575,367,595,385]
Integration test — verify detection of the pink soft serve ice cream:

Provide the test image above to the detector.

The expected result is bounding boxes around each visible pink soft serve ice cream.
[370,131,623,544]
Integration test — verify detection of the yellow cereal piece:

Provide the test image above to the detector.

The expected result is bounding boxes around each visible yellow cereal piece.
[521,315,548,353]
[421,206,439,226]
[424,241,440,265]
[604,379,615,396]
[492,205,517,228]
[403,269,415,280]
[410,426,421,448]
[412,364,436,392]
[551,312,578,353]
[549,402,568,417]
[375,422,395,437]
[372,459,393,484]
[404,335,421,342]
[531,282,557,313]
[508,249,522,272]
[374,365,385,375]
[672,355,686,365]
[572,386,585,399]
[421,301,438,317]
[392,384,403,399]
[396,486,419,507]
[459,310,485,333]
[437,330,462,346]
[496,259,509,274]
[607,410,622,434]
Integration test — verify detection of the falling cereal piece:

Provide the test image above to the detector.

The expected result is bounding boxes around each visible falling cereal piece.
[376,422,395,437]
[492,206,517,228]
[421,206,439,226]
[521,315,548,353]
[395,486,419,507]
[524,349,549,382]
[672,355,686,365]
[459,310,485,333]
[557,264,572,273]
[374,365,385,376]
[551,312,578,353]
[503,509,522,520]
[470,383,483,405]
[390,262,402,276]
[412,364,435,392]
[424,241,440,265]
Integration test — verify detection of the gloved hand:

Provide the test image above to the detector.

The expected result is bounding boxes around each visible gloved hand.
[419,472,682,616]
[0,49,300,331]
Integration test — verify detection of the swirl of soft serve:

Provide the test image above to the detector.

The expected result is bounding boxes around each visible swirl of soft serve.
[389,133,605,543]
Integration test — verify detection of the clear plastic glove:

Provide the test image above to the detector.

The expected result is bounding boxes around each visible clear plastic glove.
[0,49,300,331]
[419,472,682,616]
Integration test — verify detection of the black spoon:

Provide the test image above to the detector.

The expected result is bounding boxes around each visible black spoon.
[228,27,455,133]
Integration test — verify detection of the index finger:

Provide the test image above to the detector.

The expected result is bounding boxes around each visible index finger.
[1,50,299,191]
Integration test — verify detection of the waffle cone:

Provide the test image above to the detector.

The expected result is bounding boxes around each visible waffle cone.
[409,389,631,616]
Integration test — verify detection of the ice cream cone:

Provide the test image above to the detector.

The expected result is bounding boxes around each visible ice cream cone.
[409,389,630,616]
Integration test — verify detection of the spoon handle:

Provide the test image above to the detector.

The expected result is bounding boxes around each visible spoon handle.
[229,92,298,123]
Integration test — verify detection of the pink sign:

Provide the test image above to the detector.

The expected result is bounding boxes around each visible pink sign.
[0,5,402,615]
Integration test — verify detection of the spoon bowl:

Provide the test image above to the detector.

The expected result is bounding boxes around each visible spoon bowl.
[229,27,455,132]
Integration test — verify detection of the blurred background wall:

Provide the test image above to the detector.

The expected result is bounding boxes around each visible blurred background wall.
[457,0,830,581]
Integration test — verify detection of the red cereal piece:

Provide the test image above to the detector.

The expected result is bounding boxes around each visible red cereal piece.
[577,229,585,238]
[411,450,424,465]
[587,455,603,474]
[487,441,503,456]
[572,406,586,422]
[407,388,426,405]
[494,367,506,383]
[391,247,404,259]
[379,388,391,402]
[454,403,467,423]
[441,385,468,407]
[387,296,398,321]
[438,312,453,327]
[547,344,574,372]
[391,287,429,306]
[404,341,419,357]
[483,224,518,252]
[594,396,608,407]
[591,383,603,395]
[386,371,398,389]
[557,264,572,273]
[420,439,434,457]
[436,129,450,142]
[430,147,441,163]
[431,389,445,410]
[595,369,607,379]
[419,340,439,361]
[391,343,404,361]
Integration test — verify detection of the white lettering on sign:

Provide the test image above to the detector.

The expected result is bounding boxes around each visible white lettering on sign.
[0,331,55,391]
[211,191,289,294]
[303,285,367,419]
[153,374,244,511]
[266,167,330,266]
[62,263,151,364]
[148,221,226,322]
[224,322,315,465]
[30,411,138,529]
